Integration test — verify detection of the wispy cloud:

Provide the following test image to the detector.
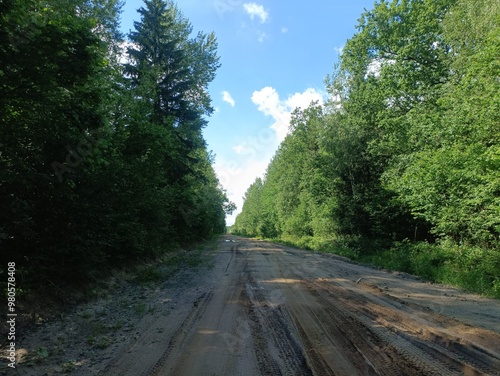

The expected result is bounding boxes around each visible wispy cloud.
[251,87,325,141]
[232,144,246,154]
[214,157,270,225]
[243,3,269,23]
[219,87,324,225]
[281,26,288,33]
[258,32,267,43]
[222,91,235,107]
[216,87,324,225]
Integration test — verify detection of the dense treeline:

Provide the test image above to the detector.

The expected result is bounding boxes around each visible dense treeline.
[0,0,233,288]
[233,0,500,297]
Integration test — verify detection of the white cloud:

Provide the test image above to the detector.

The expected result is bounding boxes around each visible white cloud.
[217,126,278,225]
[258,32,267,43]
[243,3,269,23]
[232,144,246,154]
[215,87,324,226]
[117,40,137,65]
[334,45,344,55]
[214,157,270,226]
[222,90,235,107]
[287,88,324,113]
[281,26,288,33]
[251,87,324,142]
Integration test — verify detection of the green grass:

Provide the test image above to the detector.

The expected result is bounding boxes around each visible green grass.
[133,237,218,286]
[361,241,500,298]
[134,266,165,284]
[266,235,500,299]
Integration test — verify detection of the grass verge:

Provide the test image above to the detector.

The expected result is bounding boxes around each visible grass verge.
[262,235,500,299]
[133,237,217,286]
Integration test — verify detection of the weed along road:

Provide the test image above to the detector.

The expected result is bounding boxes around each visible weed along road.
[95,236,500,376]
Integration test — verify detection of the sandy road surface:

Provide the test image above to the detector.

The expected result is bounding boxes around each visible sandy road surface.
[102,236,500,376]
[6,236,500,375]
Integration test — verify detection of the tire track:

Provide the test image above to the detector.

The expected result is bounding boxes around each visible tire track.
[240,252,313,376]
[286,283,425,375]
[144,290,214,376]
[224,243,237,273]
[300,276,500,375]
[263,243,497,376]
[94,237,500,376]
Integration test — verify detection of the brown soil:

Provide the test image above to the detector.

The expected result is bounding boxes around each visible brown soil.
[2,236,500,375]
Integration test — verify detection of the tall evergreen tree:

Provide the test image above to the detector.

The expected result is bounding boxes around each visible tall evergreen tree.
[122,0,226,242]
[126,0,220,142]
[0,0,231,289]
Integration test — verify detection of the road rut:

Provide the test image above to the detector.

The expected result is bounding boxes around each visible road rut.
[105,236,500,376]
[8,236,500,375]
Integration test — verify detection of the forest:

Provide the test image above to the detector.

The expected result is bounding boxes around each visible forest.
[0,0,234,289]
[233,0,500,297]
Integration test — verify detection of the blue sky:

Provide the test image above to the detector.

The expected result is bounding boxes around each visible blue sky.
[119,0,376,225]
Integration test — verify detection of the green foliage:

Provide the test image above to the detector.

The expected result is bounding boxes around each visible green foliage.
[134,266,165,285]
[364,241,500,298]
[386,144,500,246]
[0,0,233,290]
[233,178,264,237]
[383,0,500,248]
[235,0,499,297]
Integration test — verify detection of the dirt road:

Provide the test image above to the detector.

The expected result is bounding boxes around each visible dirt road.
[7,236,500,375]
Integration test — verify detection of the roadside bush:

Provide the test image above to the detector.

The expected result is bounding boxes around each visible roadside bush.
[366,240,500,298]
[439,244,500,298]
[252,231,500,298]
[279,235,314,251]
